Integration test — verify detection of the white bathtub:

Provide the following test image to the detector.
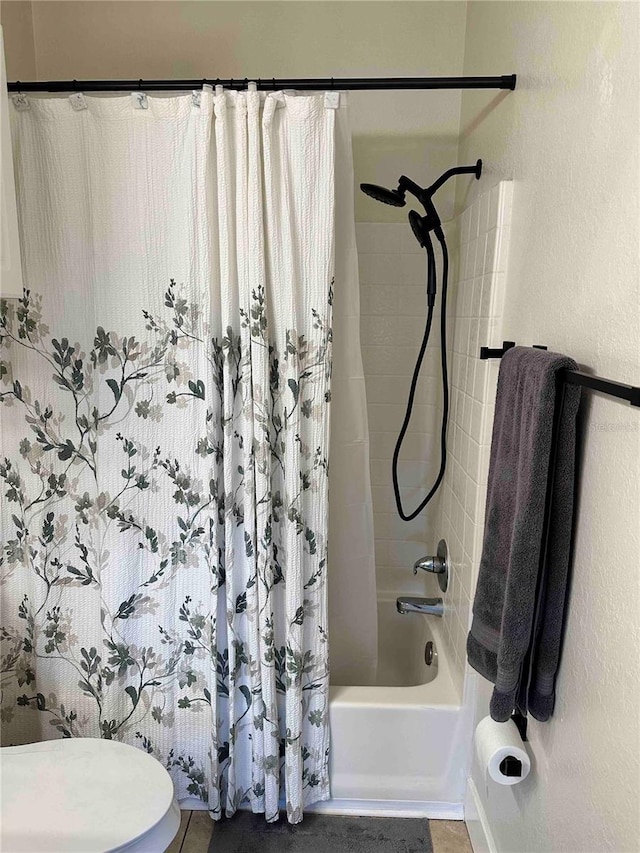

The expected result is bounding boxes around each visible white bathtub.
[310,595,471,819]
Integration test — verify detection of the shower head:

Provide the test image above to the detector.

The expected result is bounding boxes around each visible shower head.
[360,183,407,207]
[408,205,444,249]
[360,161,482,214]
[408,210,429,248]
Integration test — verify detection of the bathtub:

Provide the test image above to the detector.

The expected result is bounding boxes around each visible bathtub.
[183,595,471,819]
[309,595,471,819]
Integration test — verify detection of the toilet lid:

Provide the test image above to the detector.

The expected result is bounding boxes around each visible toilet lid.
[1,738,176,852]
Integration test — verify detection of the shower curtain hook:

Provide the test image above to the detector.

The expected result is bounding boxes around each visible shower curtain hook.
[331,77,335,90]
[73,80,78,92]
[272,78,276,91]
[138,79,143,91]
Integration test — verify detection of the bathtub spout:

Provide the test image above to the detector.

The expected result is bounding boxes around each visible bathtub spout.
[396,596,444,617]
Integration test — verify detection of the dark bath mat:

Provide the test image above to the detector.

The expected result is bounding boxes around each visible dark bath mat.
[207,811,433,853]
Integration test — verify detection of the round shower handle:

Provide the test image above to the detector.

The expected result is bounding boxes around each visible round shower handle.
[413,555,446,575]
[412,539,449,593]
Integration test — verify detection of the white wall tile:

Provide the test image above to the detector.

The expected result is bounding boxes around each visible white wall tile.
[369,430,436,461]
[360,285,400,316]
[475,234,488,277]
[394,459,441,489]
[356,222,404,254]
[398,286,429,316]
[366,374,439,406]
[495,226,511,274]
[358,253,401,285]
[368,402,438,434]
[369,459,389,486]
[491,272,506,321]
[488,184,500,229]
[498,182,513,227]
[361,314,427,346]
[484,228,498,274]
[479,188,491,236]
[361,345,419,375]
[400,253,428,285]
[469,200,480,241]
[460,207,471,247]
[400,226,427,255]
[386,539,434,570]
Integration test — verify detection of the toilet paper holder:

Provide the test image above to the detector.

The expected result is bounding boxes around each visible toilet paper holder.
[475,715,532,787]
[499,755,523,778]
[511,711,528,741]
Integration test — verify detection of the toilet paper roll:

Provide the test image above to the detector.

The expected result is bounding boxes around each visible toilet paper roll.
[474,715,531,786]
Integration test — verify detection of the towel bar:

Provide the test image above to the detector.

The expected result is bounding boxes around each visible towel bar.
[480,341,640,407]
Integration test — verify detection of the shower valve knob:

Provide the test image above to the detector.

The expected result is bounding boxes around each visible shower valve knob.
[412,539,449,593]
[413,555,446,575]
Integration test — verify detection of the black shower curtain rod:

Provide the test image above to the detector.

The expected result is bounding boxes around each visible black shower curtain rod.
[7,75,517,93]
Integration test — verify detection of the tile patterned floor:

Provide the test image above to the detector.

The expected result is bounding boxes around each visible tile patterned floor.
[166,811,473,853]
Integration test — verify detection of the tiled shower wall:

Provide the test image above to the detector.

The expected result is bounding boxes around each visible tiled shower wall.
[355,223,449,593]
[355,188,511,687]
[436,182,513,690]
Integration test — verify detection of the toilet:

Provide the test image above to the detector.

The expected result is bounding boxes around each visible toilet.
[1,738,181,852]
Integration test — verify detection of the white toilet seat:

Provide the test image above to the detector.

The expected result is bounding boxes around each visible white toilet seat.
[0,738,181,852]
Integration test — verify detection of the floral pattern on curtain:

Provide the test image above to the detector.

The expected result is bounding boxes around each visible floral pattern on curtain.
[0,89,335,823]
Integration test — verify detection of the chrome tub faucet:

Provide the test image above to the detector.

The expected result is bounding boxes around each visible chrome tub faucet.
[396,596,444,617]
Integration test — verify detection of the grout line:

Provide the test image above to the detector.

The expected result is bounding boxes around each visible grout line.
[179,810,193,853]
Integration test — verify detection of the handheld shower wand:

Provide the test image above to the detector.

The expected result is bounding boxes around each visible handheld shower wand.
[361,160,482,521]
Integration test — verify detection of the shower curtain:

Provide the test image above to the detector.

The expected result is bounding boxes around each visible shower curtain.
[0,87,376,822]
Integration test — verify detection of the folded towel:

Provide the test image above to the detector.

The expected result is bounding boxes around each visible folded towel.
[467,346,581,722]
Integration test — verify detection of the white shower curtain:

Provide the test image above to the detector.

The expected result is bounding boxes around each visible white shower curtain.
[0,87,376,821]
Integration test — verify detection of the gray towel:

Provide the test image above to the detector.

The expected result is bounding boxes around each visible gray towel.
[467,346,581,722]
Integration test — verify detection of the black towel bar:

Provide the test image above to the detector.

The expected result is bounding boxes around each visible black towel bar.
[480,341,640,408]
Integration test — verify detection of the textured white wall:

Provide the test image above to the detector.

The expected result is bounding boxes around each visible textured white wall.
[459,4,640,853]
[0,1,35,79]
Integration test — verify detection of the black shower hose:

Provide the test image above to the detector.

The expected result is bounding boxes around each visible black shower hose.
[391,226,449,521]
